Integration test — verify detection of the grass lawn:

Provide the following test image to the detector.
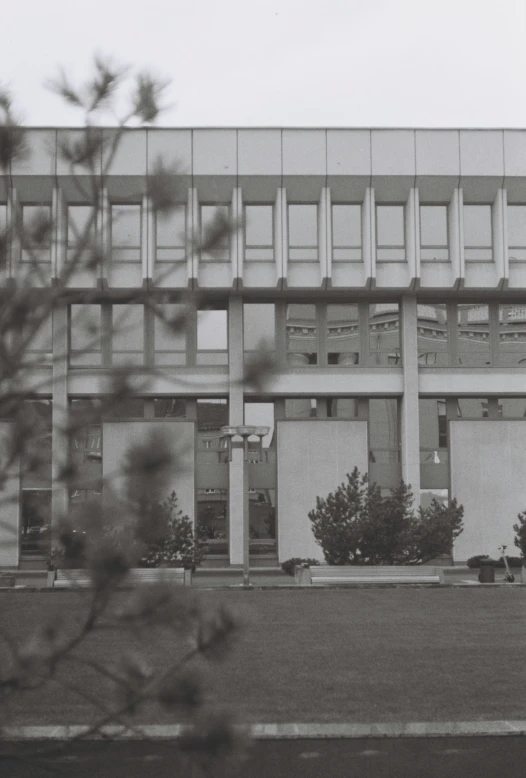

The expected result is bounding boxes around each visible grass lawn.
[0,589,525,725]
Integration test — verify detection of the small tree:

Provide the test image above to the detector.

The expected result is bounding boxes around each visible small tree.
[308,467,367,565]
[309,467,464,565]
[140,491,207,571]
[513,509,526,558]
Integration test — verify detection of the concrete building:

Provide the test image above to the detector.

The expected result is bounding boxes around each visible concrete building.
[2,127,526,568]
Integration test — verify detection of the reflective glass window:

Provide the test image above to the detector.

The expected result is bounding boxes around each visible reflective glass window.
[244,304,275,358]
[420,205,449,260]
[245,205,273,260]
[68,205,95,247]
[156,206,186,261]
[327,398,359,418]
[417,304,448,366]
[285,398,317,418]
[153,398,187,418]
[456,398,489,418]
[419,399,449,489]
[327,304,359,365]
[457,304,490,366]
[197,309,228,365]
[369,399,400,468]
[21,205,52,263]
[154,303,187,366]
[368,304,401,365]
[70,304,102,366]
[498,398,526,418]
[376,205,405,261]
[332,204,362,261]
[463,205,492,260]
[508,205,526,261]
[286,304,317,365]
[288,204,318,261]
[200,205,229,261]
[112,304,144,366]
[111,204,141,247]
[498,304,526,366]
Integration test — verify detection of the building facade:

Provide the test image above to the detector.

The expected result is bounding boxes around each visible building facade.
[2,127,526,568]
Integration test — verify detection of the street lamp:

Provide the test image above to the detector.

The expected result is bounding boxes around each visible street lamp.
[221,424,270,587]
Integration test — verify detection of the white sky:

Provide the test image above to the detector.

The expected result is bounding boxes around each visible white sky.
[1,0,525,128]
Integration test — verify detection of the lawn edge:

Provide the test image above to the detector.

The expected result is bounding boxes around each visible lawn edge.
[3,721,526,741]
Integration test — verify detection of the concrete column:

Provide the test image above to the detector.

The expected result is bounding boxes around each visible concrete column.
[100,188,110,285]
[363,187,375,285]
[228,296,244,565]
[406,187,419,282]
[188,187,198,284]
[319,187,330,284]
[51,186,62,280]
[276,188,287,283]
[400,295,420,501]
[51,304,69,535]
[493,188,508,285]
[147,193,156,282]
[450,188,464,285]
[7,187,19,280]
[141,193,149,283]
[232,187,242,283]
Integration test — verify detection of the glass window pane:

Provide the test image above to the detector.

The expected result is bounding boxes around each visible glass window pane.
[244,304,275,353]
[288,205,318,248]
[508,206,526,260]
[327,398,359,418]
[21,490,51,556]
[68,205,95,246]
[156,207,185,248]
[71,305,101,365]
[327,304,359,365]
[376,205,404,247]
[112,304,144,364]
[420,205,448,251]
[498,398,526,418]
[154,398,187,418]
[111,205,141,247]
[332,205,361,247]
[105,398,145,418]
[456,398,489,418]
[463,205,492,248]
[201,205,229,246]
[369,399,400,462]
[154,304,187,355]
[419,399,449,489]
[21,400,52,488]
[285,399,317,418]
[244,402,275,448]
[0,204,6,230]
[368,304,401,365]
[245,206,273,247]
[457,304,490,366]
[417,304,449,366]
[197,310,228,364]
[286,304,317,365]
[498,304,526,366]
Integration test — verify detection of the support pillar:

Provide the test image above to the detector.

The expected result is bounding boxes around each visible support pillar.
[400,296,420,501]
[228,296,244,565]
[51,304,69,536]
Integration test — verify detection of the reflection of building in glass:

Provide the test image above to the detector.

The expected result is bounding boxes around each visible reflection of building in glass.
[4,127,526,568]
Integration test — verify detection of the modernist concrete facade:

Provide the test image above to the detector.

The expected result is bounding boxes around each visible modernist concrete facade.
[2,127,526,568]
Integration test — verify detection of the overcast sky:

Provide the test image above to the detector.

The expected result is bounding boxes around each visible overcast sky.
[1,0,525,128]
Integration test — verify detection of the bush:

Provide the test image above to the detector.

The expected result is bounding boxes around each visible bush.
[467,554,523,569]
[140,492,207,571]
[281,558,320,577]
[513,509,526,558]
[308,467,464,566]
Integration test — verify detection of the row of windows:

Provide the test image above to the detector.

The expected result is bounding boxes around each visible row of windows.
[5,201,526,265]
[24,301,526,368]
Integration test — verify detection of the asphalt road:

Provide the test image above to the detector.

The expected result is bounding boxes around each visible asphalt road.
[2,737,526,778]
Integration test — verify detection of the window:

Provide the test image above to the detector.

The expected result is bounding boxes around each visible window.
[332,204,361,261]
[327,398,359,418]
[111,204,141,261]
[456,398,489,418]
[156,206,186,261]
[68,205,95,248]
[154,398,187,418]
[368,304,401,365]
[245,205,273,261]
[197,308,228,365]
[327,304,359,365]
[463,205,492,261]
[498,304,526,367]
[21,400,52,489]
[508,205,526,261]
[369,399,400,466]
[286,304,317,365]
[419,399,449,479]
[457,304,490,366]
[285,399,317,418]
[21,205,52,262]
[70,304,102,366]
[154,303,187,366]
[498,398,526,418]
[288,204,318,261]
[244,304,275,360]
[376,205,405,261]
[417,304,448,366]
[420,205,449,261]
[112,304,144,366]
[200,205,229,261]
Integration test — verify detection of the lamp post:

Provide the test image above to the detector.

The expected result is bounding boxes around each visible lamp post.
[221,424,270,587]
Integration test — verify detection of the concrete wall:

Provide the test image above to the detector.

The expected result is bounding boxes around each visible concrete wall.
[450,421,526,561]
[102,421,195,524]
[277,420,368,562]
[0,423,20,567]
